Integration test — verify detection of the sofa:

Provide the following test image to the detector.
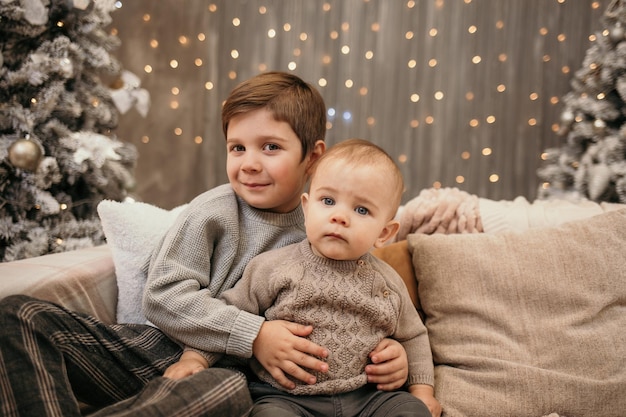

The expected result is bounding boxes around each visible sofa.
[1,188,624,417]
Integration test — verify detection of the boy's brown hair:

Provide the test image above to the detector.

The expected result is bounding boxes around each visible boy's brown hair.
[221,71,327,160]
[310,138,405,216]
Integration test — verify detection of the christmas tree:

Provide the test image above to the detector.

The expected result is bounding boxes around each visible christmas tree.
[0,0,148,262]
[538,0,626,204]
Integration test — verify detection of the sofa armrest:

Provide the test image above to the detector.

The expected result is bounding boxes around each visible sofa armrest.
[0,245,118,324]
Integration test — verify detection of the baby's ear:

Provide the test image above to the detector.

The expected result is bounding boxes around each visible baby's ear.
[374,220,400,248]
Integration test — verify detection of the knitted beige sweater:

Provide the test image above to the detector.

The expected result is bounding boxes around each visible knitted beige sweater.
[214,239,435,395]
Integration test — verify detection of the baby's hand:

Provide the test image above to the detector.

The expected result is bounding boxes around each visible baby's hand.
[253,320,328,390]
[163,350,208,380]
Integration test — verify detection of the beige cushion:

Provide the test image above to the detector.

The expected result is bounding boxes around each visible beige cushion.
[407,209,626,417]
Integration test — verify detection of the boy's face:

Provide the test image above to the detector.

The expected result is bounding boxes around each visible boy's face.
[302,160,399,261]
[226,108,322,213]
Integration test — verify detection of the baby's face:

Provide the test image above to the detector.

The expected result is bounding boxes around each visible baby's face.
[302,160,397,261]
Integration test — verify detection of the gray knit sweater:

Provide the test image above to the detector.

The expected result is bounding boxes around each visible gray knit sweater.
[143,184,306,358]
[213,239,435,395]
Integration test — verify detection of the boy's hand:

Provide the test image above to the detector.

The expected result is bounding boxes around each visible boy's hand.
[409,384,442,417]
[365,338,408,390]
[163,350,208,380]
[253,320,329,390]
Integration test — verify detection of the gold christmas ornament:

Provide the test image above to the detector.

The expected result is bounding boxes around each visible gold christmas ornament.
[8,138,44,172]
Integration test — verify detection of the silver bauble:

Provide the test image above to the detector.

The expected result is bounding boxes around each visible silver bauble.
[8,138,44,172]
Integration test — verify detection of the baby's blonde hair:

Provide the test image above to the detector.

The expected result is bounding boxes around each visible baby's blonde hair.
[310,138,405,215]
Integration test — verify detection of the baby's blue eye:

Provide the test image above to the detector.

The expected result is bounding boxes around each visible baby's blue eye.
[356,207,369,215]
[322,197,335,206]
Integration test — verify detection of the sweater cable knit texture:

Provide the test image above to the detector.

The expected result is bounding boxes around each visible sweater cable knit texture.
[217,240,434,395]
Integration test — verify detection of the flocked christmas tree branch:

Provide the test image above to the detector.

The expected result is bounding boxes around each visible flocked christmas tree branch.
[0,0,148,261]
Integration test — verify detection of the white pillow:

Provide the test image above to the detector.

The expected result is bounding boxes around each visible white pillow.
[97,200,187,324]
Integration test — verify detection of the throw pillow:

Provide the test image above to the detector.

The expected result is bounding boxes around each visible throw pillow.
[97,200,187,324]
[407,209,626,417]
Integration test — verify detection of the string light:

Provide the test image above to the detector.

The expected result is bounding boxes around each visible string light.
[112,0,606,202]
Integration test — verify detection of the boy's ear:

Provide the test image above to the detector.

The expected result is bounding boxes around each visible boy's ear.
[306,140,326,173]
[373,220,400,248]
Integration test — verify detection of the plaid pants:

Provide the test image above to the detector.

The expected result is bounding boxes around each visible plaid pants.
[0,295,252,417]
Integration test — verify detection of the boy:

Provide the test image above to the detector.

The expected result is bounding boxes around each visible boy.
[0,73,408,416]
[166,139,442,417]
